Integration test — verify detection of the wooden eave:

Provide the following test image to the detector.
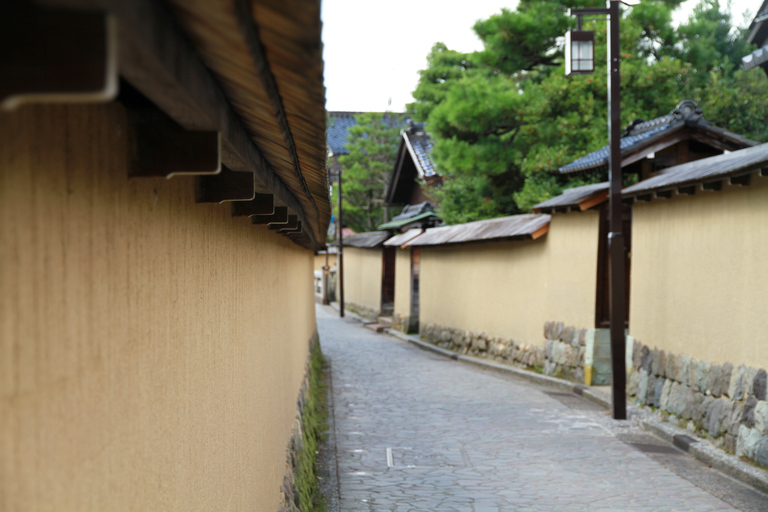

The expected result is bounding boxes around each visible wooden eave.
[30,0,329,250]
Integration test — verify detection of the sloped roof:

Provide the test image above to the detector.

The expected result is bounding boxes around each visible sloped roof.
[384,228,424,247]
[403,125,438,178]
[533,182,609,213]
[386,123,441,205]
[342,231,391,248]
[559,100,758,174]
[404,214,550,247]
[378,211,440,231]
[167,0,330,250]
[327,112,407,156]
[623,142,768,200]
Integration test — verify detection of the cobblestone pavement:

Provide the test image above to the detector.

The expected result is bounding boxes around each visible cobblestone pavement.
[317,305,768,512]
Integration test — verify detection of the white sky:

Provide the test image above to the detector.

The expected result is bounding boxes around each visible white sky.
[321,0,758,113]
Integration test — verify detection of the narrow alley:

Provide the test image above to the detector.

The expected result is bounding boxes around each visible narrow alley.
[317,305,768,512]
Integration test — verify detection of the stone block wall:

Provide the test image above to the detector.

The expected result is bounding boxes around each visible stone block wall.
[542,322,587,384]
[345,302,379,322]
[420,323,545,370]
[392,313,416,333]
[628,340,768,467]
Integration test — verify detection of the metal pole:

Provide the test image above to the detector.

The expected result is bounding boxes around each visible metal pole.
[338,169,345,318]
[322,249,329,306]
[607,0,627,420]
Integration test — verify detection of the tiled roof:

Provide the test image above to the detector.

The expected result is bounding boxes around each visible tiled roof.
[623,142,768,199]
[404,214,550,247]
[377,211,440,230]
[533,182,609,212]
[559,100,756,174]
[384,228,425,247]
[403,125,438,178]
[327,112,408,156]
[342,230,391,248]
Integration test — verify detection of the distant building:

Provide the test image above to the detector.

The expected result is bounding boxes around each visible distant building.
[386,121,443,207]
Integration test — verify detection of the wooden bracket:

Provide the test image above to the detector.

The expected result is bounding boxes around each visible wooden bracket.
[196,166,255,203]
[269,215,298,231]
[127,107,220,178]
[0,3,118,110]
[729,173,751,187]
[232,194,274,217]
[280,221,302,234]
[252,206,288,225]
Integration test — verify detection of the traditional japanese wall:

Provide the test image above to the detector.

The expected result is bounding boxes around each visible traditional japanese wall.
[419,212,600,346]
[0,104,317,511]
[392,248,412,331]
[342,246,383,319]
[629,176,768,369]
[313,252,337,271]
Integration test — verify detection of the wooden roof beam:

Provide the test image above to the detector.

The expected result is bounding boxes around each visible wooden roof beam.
[36,0,322,250]
[269,215,298,231]
[126,106,220,178]
[252,206,288,225]
[196,166,256,203]
[0,3,118,110]
[232,194,275,217]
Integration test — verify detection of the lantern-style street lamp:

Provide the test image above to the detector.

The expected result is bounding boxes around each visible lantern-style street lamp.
[566,0,636,420]
[565,27,594,75]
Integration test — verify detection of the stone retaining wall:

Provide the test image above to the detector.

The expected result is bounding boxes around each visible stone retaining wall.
[344,302,378,322]
[628,340,768,467]
[392,313,411,333]
[420,323,545,373]
[542,322,587,384]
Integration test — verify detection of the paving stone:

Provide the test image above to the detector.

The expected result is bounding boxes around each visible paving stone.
[317,306,744,512]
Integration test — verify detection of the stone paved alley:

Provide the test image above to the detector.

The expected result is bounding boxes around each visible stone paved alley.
[316,305,768,512]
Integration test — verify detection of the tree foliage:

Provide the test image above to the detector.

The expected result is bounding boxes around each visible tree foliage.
[336,113,404,232]
[408,0,768,221]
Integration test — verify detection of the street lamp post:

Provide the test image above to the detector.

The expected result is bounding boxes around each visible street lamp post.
[337,169,345,318]
[567,0,631,420]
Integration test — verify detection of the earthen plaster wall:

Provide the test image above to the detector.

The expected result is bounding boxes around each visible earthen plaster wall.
[0,104,317,511]
[629,176,768,368]
[342,246,383,315]
[419,212,600,345]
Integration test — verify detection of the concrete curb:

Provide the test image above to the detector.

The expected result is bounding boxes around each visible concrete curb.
[384,327,768,496]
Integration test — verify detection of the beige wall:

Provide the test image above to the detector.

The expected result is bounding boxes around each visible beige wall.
[314,252,338,272]
[629,176,768,368]
[343,247,383,313]
[420,212,599,345]
[393,248,412,319]
[0,104,317,511]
